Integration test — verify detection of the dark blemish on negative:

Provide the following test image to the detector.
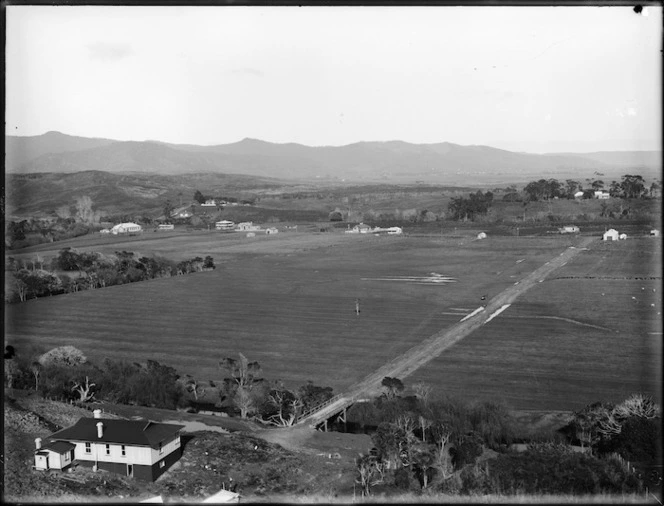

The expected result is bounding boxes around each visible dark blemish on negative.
[633,5,643,14]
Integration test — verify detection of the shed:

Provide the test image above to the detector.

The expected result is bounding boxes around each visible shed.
[34,439,76,471]
[603,229,619,241]
[111,223,143,235]
[265,227,279,234]
[477,232,487,239]
[619,233,627,240]
[574,191,584,199]
[651,229,660,237]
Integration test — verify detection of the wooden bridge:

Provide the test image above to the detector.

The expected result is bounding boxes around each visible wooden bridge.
[295,237,596,429]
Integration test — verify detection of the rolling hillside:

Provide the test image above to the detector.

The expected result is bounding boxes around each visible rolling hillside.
[6,132,661,183]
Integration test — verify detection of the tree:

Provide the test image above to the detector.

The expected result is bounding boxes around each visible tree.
[219,353,263,418]
[329,211,343,222]
[413,381,432,408]
[264,384,302,426]
[203,256,215,270]
[298,381,334,412]
[411,442,436,489]
[184,375,205,401]
[163,200,175,221]
[194,190,206,204]
[39,346,87,367]
[614,393,660,419]
[565,179,581,198]
[355,453,385,496]
[31,362,42,391]
[71,375,96,402]
[591,180,604,191]
[74,196,95,224]
[620,174,646,199]
[381,377,404,399]
[448,191,494,221]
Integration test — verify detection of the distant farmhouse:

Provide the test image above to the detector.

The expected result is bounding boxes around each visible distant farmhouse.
[111,223,143,235]
[215,220,235,231]
[34,410,184,482]
[574,191,585,199]
[157,224,175,231]
[201,199,217,207]
[594,191,610,199]
[346,223,402,235]
[559,225,580,234]
[265,227,279,234]
[236,222,261,232]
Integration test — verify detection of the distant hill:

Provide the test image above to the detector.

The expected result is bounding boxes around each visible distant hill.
[4,170,284,219]
[5,132,661,184]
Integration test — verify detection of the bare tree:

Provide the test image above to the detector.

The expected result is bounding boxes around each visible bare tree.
[614,394,660,419]
[219,353,263,419]
[266,389,302,427]
[71,376,96,402]
[355,454,385,497]
[413,381,432,408]
[31,362,42,391]
[184,375,205,401]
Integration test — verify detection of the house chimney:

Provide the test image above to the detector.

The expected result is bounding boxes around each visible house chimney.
[97,422,104,438]
[93,409,102,419]
[35,438,42,450]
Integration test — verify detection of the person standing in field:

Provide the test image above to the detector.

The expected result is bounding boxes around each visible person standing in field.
[355,298,361,316]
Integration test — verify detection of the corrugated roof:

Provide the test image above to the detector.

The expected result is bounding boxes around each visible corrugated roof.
[49,418,184,448]
[41,441,76,454]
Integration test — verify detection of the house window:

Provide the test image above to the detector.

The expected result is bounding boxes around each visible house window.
[105,444,111,456]
[64,452,70,461]
[174,435,180,448]
[121,445,126,457]
[85,443,91,454]
[159,460,165,468]
[159,442,163,454]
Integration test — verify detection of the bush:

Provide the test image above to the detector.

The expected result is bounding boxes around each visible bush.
[600,417,661,463]
[483,447,643,495]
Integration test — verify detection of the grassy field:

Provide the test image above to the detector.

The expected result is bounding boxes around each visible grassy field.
[5,231,661,411]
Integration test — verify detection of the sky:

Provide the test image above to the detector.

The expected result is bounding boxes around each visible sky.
[5,5,662,153]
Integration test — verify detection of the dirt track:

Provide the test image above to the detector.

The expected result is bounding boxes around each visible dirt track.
[300,236,597,426]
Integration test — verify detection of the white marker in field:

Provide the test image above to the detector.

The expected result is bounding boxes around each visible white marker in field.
[459,306,485,322]
[485,304,511,324]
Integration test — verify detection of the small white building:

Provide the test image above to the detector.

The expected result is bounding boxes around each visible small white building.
[157,224,174,231]
[619,233,627,240]
[559,225,580,234]
[201,199,217,207]
[477,232,487,239]
[111,223,143,235]
[215,220,235,231]
[246,232,256,238]
[236,222,260,232]
[603,228,620,241]
[350,223,372,234]
[386,227,403,235]
[574,191,585,199]
[594,191,610,199]
[651,229,660,237]
[265,227,278,234]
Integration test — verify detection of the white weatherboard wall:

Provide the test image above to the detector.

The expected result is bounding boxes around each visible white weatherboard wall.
[74,441,153,465]
[149,436,181,463]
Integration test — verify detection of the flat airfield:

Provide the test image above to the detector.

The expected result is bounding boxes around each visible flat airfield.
[5,230,661,410]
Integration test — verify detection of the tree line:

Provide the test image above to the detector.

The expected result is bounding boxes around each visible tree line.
[5,247,215,303]
[348,377,660,496]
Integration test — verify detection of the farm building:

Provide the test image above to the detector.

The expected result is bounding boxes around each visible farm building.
[559,225,580,234]
[346,223,372,234]
[201,199,217,207]
[651,229,660,237]
[265,227,279,234]
[619,233,627,240]
[99,229,111,234]
[594,191,610,199]
[386,227,403,235]
[477,232,487,239]
[34,410,184,481]
[573,191,585,199]
[111,223,143,235]
[603,229,620,241]
[246,232,256,238]
[215,220,235,231]
[236,222,260,232]
[157,224,174,231]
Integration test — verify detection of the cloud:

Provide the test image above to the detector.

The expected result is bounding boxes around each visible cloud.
[87,41,133,62]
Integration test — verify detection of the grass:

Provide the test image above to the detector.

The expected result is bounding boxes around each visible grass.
[5,232,661,411]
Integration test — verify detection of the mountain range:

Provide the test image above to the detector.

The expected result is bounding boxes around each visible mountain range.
[5,131,661,184]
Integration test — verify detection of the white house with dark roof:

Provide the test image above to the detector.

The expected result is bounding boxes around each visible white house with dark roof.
[34,410,184,481]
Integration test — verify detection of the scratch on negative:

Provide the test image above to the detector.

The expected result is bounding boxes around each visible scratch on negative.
[508,315,614,332]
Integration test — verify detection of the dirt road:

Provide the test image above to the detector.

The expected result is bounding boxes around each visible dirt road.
[300,236,597,426]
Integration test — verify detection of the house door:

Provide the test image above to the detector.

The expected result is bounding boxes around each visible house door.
[127,464,133,477]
